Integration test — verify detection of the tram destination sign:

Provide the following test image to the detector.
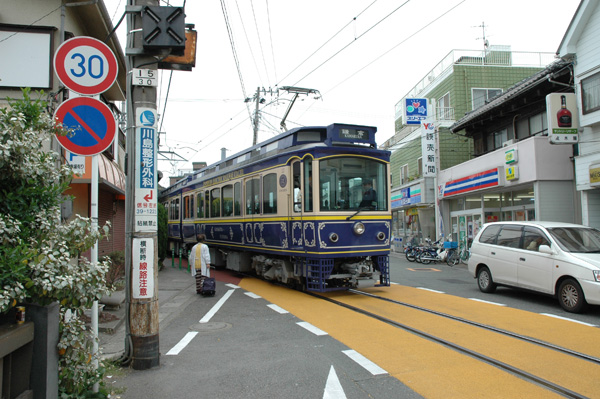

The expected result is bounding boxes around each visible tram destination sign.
[326,124,376,147]
[339,128,367,140]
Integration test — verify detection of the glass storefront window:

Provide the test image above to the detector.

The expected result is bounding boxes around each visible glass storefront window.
[484,211,500,223]
[513,188,534,207]
[501,192,512,207]
[449,198,463,212]
[465,195,481,210]
[483,194,500,208]
[502,211,513,221]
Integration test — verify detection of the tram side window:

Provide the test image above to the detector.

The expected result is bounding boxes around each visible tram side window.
[222,185,233,217]
[183,195,191,219]
[234,182,241,216]
[205,191,210,219]
[263,173,277,214]
[211,188,221,218]
[197,192,204,218]
[304,160,313,212]
[245,178,260,215]
[174,198,180,220]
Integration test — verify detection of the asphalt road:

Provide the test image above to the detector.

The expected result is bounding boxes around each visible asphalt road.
[388,251,600,326]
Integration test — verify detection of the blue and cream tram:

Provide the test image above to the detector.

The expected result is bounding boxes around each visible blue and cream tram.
[160,123,391,292]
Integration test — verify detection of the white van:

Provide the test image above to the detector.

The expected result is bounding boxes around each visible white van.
[468,221,600,313]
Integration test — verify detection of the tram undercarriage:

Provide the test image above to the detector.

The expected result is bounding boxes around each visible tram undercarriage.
[223,250,388,292]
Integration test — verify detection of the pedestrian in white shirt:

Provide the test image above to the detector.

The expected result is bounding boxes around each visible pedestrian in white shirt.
[189,234,211,293]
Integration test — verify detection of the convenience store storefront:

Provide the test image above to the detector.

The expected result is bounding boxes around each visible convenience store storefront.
[437,136,578,247]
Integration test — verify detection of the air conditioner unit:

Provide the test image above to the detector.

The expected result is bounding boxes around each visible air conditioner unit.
[502,139,515,147]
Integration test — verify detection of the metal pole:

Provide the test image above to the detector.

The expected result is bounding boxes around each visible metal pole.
[91,154,99,392]
[253,86,259,146]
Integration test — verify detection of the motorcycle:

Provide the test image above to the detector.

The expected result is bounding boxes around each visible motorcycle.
[417,238,448,264]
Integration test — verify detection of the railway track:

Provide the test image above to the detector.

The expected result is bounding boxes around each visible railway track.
[310,289,599,399]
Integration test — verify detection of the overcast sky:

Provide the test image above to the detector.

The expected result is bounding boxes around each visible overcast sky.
[103,0,580,183]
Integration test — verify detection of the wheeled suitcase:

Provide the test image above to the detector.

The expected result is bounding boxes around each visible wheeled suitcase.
[200,276,216,297]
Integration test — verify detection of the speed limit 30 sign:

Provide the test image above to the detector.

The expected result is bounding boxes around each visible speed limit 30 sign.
[54,36,118,95]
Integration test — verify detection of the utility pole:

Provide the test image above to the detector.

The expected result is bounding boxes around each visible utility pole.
[253,87,260,146]
[124,0,160,370]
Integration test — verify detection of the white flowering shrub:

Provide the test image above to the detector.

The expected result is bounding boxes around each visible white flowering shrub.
[0,89,113,397]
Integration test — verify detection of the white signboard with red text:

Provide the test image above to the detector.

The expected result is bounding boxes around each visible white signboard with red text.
[132,238,154,299]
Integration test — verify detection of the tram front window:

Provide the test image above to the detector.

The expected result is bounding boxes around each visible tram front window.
[319,157,387,211]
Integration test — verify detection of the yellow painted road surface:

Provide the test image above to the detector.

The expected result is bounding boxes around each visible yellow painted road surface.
[239,278,600,399]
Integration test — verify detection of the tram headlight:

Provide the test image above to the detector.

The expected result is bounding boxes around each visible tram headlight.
[329,233,339,243]
[377,232,386,241]
[353,222,365,235]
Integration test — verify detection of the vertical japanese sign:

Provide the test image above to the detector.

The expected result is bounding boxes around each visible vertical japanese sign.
[135,108,158,232]
[132,238,154,299]
[421,121,436,177]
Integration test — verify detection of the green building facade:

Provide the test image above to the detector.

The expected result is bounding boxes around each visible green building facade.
[384,47,555,245]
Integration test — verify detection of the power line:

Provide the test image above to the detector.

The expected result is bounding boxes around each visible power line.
[291,0,411,86]
[276,0,380,86]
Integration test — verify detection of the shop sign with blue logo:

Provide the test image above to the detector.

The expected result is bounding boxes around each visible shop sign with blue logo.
[404,98,428,125]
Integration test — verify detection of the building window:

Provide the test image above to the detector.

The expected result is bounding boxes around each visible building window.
[581,72,600,114]
[486,128,508,151]
[437,92,453,120]
[472,88,502,109]
[401,164,408,184]
[417,157,423,177]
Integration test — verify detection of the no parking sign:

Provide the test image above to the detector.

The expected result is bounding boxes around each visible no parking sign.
[54,97,116,156]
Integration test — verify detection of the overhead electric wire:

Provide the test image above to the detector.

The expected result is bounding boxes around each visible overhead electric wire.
[220,0,250,109]
[159,71,173,134]
[234,0,266,87]
[265,0,278,84]
[291,0,411,86]
[276,0,380,86]
[250,0,272,85]
[294,0,467,121]
[325,0,467,95]
[0,4,62,44]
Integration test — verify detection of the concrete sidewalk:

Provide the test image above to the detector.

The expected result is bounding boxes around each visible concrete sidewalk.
[97,258,197,360]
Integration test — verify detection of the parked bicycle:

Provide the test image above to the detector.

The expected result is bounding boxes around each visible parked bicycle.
[444,241,460,266]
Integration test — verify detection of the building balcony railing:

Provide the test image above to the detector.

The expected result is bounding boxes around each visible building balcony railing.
[394,47,556,119]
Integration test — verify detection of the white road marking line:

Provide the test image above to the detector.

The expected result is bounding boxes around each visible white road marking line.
[323,366,346,399]
[468,298,506,306]
[166,331,198,356]
[244,292,261,299]
[225,283,240,289]
[297,321,328,336]
[417,287,445,293]
[540,313,598,327]
[200,289,234,323]
[267,304,289,314]
[342,349,387,375]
